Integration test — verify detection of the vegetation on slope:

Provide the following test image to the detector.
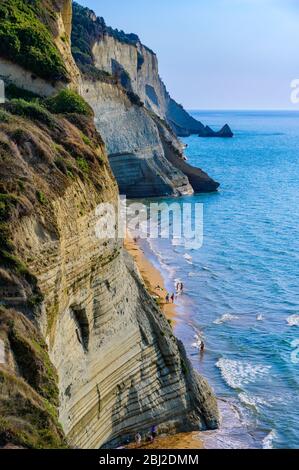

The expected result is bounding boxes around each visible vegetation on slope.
[0,0,68,82]
[0,307,66,449]
[0,94,114,448]
[45,89,93,116]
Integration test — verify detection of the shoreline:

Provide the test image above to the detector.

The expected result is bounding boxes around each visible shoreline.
[124,235,177,324]
[125,234,204,450]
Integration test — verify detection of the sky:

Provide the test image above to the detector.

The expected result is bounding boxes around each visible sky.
[77,0,299,110]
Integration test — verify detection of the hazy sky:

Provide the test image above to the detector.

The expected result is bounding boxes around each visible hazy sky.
[77,0,299,110]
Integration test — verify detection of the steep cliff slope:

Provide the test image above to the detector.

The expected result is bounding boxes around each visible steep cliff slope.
[72,3,220,196]
[72,2,232,138]
[0,0,80,95]
[0,1,219,449]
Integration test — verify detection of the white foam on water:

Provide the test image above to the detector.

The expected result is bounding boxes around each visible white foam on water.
[256,314,264,321]
[286,314,299,326]
[188,271,199,277]
[191,333,203,350]
[201,398,259,449]
[262,429,277,449]
[216,358,272,390]
[213,313,239,325]
[239,392,271,411]
[183,253,193,264]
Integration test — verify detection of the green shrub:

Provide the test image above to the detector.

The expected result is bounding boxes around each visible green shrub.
[76,157,89,174]
[0,193,18,221]
[45,89,93,116]
[7,99,55,127]
[36,190,47,205]
[81,133,93,147]
[0,108,11,123]
[0,0,68,82]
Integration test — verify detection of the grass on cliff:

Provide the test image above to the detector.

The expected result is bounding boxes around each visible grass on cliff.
[0,307,66,448]
[0,88,114,449]
[45,89,93,116]
[0,0,68,82]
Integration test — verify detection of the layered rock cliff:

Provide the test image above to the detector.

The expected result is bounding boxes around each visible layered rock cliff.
[0,0,219,449]
[72,2,232,138]
[0,0,80,96]
[72,3,220,196]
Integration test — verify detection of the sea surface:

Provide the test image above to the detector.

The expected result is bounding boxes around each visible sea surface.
[132,110,299,449]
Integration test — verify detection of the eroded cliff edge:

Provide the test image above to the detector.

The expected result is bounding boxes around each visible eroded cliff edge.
[72,3,220,196]
[0,0,219,449]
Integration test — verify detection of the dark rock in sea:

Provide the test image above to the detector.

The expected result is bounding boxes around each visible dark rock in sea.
[217,124,234,138]
[200,124,234,138]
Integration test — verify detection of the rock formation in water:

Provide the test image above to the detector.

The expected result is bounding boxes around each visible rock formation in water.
[72,3,220,196]
[204,124,234,138]
[0,0,219,449]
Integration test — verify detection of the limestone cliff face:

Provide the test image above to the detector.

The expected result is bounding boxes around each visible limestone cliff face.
[73,3,220,196]
[0,102,219,448]
[82,79,194,197]
[74,4,231,138]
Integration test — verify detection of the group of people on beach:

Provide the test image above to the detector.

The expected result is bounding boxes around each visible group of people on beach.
[135,425,158,448]
[164,281,184,304]
[165,292,175,304]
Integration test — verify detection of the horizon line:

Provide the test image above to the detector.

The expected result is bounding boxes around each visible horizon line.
[186,108,299,112]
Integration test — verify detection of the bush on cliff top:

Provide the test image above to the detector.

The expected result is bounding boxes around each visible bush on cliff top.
[0,0,68,82]
[45,89,93,116]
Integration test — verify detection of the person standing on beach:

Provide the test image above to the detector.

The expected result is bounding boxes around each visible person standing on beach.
[171,293,175,303]
[135,433,142,447]
[151,425,158,441]
[165,293,170,303]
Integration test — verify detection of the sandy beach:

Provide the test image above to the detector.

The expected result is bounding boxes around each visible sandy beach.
[124,235,177,323]
[125,234,204,450]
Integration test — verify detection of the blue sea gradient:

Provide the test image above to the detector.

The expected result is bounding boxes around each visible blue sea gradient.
[138,110,299,449]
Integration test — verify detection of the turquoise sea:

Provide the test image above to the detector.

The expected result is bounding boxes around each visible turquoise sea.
[137,110,299,449]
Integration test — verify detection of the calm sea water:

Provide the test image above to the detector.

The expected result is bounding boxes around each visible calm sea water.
[137,110,299,449]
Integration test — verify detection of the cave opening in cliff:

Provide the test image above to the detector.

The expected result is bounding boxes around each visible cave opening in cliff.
[71,306,90,353]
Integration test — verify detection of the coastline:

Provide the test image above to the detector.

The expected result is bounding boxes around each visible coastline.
[124,235,177,324]
[125,234,204,450]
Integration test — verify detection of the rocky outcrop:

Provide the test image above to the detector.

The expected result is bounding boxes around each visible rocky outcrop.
[73,3,220,195]
[153,114,220,192]
[81,79,194,197]
[203,124,234,138]
[72,2,232,138]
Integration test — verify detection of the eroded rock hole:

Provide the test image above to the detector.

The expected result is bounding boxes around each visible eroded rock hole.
[71,306,89,352]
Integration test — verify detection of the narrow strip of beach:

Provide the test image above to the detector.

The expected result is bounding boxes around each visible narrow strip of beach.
[124,234,204,450]
[124,235,177,323]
